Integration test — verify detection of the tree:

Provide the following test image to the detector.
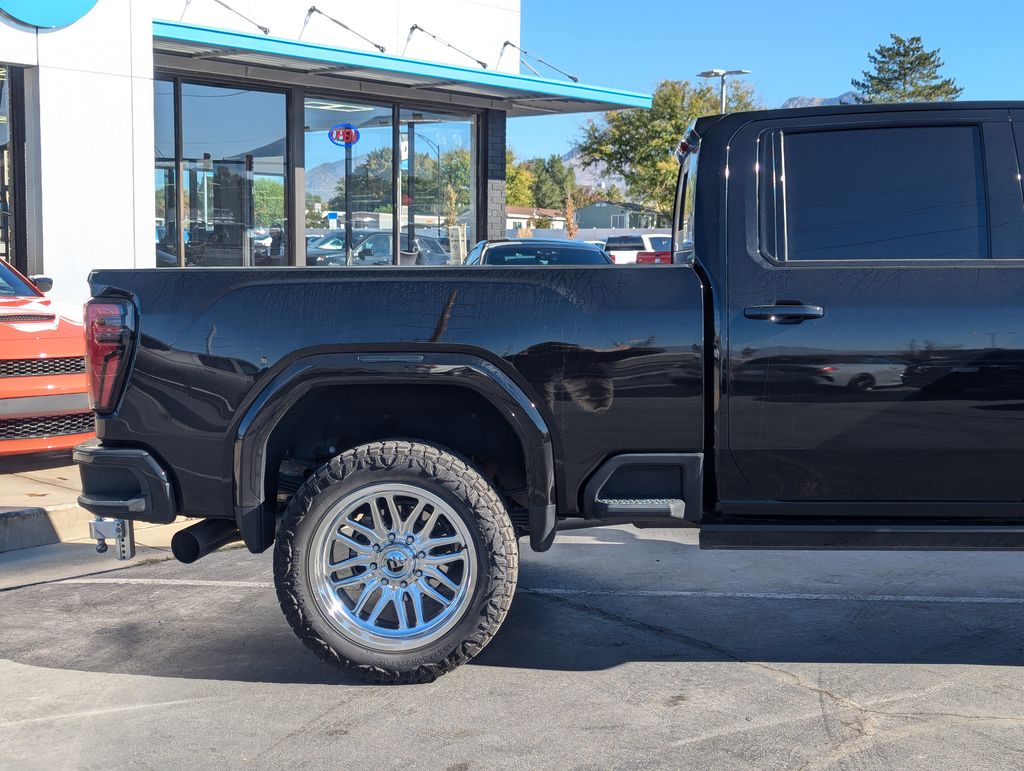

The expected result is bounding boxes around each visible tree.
[852,34,963,103]
[573,184,622,208]
[506,149,535,207]
[444,183,458,230]
[253,177,285,227]
[526,155,575,209]
[576,79,759,216]
[439,148,471,212]
[328,146,393,212]
[564,188,578,239]
[305,192,324,228]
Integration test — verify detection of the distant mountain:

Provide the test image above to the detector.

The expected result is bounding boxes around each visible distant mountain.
[306,160,346,202]
[782,91,860,109]
[561,148,625,195]
[306,155,375,201]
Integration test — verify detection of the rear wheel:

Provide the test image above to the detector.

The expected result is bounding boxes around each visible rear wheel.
[274,440,518,683]
[849,374,876,391]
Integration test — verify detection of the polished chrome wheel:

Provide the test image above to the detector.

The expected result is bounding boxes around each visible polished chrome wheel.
[307,482,477,651]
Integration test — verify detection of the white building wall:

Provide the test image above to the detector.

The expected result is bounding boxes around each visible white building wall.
[0,0,521,306]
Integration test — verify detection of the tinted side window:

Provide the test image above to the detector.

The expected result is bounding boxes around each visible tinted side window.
[778,125,989,261]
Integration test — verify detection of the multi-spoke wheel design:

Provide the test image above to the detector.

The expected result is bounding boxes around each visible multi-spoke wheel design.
[308,482,477,651]
[275,440,518,682]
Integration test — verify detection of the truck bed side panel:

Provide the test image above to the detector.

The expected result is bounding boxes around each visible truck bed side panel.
[90,266,704,516]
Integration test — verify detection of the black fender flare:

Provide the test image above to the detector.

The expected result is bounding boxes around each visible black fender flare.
[232,351,557,554]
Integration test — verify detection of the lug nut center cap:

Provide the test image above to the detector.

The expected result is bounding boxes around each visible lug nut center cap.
[382,548,413,578]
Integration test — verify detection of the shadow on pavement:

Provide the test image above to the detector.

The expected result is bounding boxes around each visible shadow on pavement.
[1,528,1023,685]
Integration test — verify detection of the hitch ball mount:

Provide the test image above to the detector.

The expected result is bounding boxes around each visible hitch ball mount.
[89,518,136,561]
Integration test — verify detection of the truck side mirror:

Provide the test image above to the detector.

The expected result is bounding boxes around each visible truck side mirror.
[30,276,54,292]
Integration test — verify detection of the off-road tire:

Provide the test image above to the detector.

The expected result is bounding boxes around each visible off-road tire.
[273,440,518,684]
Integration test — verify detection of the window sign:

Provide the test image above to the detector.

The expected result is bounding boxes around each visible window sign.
[328,124,360,147]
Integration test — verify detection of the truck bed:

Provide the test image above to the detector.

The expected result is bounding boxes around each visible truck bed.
[90,265,705,518]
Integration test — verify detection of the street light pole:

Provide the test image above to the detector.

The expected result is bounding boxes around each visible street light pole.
[697,68,751,113]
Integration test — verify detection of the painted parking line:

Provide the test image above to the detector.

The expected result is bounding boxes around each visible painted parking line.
[60,577,1024,605]
[0,699,202,729]
[64,577,275,589]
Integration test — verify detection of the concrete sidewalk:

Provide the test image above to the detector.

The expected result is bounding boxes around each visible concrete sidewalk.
[0,451,86,550]
[0,517,196,590]
[0,528,180,589]
[0,450,192,560]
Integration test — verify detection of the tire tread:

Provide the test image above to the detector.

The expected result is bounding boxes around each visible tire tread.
[273,439,518,684]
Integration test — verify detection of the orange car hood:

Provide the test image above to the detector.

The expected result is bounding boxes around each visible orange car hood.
[0,296,86,359]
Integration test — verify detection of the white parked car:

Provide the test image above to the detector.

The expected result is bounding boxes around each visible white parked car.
[604,233,671,264]
[818,358,907,391]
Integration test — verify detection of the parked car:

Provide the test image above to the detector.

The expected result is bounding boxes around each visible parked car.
[77,100,1024,684]
[732,356,907,392]
[818,358,907,391]
[0,262,93,456]
[304,231,369,263]
[604,233,671,264]
[312,230,450,266]
[464,239,612,265]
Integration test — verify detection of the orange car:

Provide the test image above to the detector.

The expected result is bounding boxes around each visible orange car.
[0,261,94,456]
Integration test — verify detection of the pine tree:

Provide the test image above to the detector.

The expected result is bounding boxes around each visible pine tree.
[852,34,963,103]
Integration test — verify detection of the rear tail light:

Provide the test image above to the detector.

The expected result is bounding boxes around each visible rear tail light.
[85,300,136,413]
[820,366,839,373]
[636,251,672,264]
[607,252,616,263]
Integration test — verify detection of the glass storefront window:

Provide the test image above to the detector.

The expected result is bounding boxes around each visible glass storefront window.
[154,79,177,266]
[157,79,479,268]
[181,83,287,267]
[303,98,393,266]
[154,81,287,267]
[0,66,19,270]
[400,108,476,265]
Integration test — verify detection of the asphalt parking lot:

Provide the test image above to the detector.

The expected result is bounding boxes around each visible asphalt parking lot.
[2,525,1024,769]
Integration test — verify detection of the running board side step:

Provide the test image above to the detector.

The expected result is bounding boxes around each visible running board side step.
[594,498,685,518]
[700,521,1024,550]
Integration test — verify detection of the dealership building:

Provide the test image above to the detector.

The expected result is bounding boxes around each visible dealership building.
[0,0,649,305]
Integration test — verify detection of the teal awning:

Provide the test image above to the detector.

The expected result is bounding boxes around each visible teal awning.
[152,21,651,116]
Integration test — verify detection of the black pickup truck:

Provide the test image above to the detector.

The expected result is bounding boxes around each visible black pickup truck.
[77,102,1024,682]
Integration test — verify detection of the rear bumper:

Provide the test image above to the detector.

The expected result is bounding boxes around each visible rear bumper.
[73,440,178,524]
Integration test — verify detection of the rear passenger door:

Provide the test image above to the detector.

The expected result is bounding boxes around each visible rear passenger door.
[725,108,1024,506]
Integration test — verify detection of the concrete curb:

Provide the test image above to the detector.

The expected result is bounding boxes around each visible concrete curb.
[0,503,188,553]
[0,506,62,552]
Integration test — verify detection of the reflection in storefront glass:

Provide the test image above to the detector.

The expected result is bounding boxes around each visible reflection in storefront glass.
[154,81,288,267]
[400,108,475,265]
[0,66,16,268]
[154,79,177,266]
[154,83,477,268]
[303,98,393,266]
[182,84,287,267]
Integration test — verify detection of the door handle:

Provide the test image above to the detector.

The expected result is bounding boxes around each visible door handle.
[744,304,824,323]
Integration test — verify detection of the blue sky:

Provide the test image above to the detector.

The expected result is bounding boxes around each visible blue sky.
[507,0,1024,159]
